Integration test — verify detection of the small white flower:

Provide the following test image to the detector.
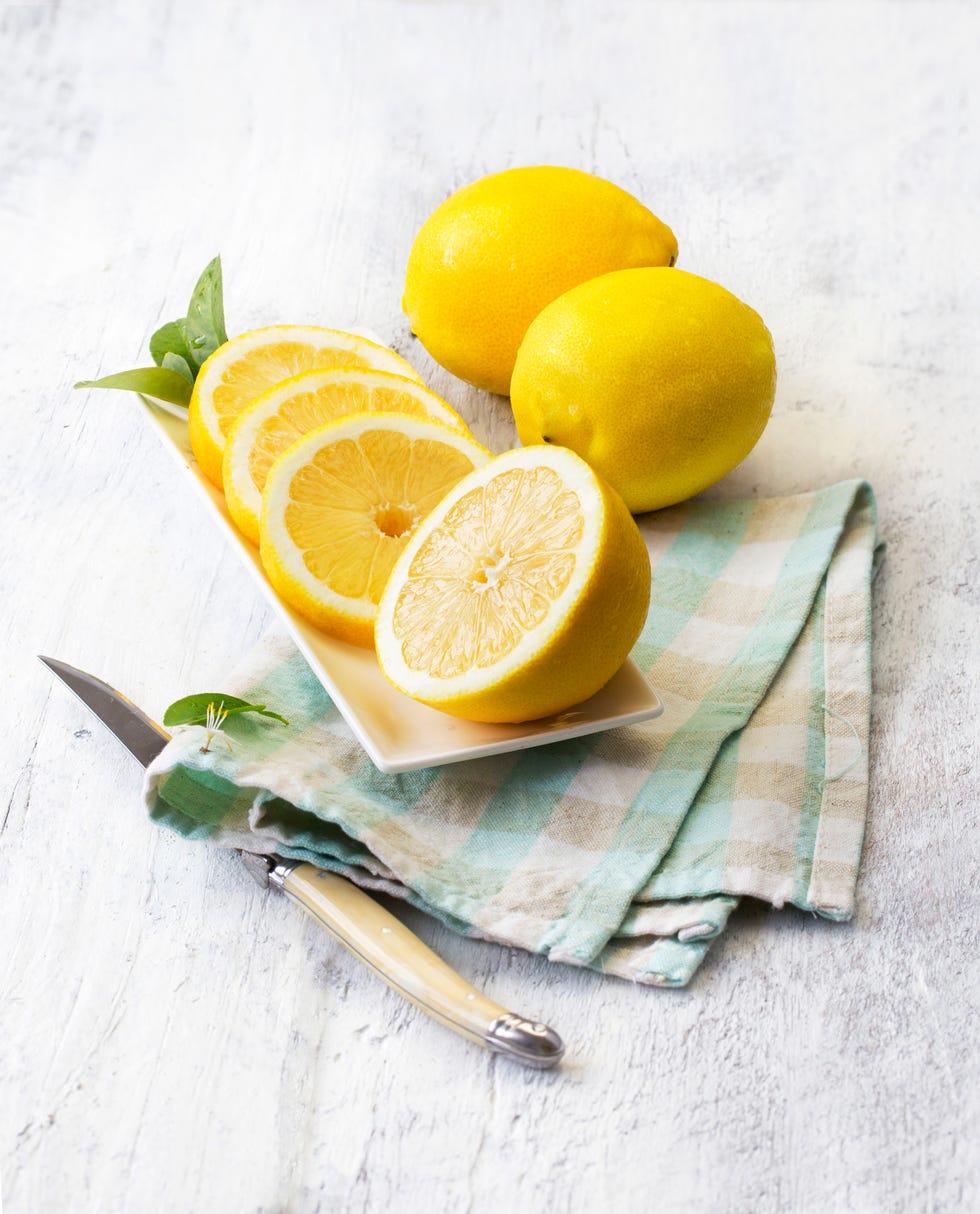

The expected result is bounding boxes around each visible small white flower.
[200,700,232,754]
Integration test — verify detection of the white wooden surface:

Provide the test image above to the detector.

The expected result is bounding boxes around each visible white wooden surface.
[2,2,978,1211]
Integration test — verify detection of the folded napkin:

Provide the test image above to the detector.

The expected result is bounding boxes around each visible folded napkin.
[145,479,880,987]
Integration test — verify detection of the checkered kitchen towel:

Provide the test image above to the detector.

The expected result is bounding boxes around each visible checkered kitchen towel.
[144,479,880,986]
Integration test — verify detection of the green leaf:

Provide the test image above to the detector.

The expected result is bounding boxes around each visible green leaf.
[79,256,227,404]
[149,319,195,370]
[162,693,289,728]
[74,366,192,406]
[161,351,193,382]
[183,256,227,368]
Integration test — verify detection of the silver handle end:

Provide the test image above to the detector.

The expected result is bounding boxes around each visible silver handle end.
[486,1013,565,1069]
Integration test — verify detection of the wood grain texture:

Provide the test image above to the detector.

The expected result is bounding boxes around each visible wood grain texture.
[2,1,978,1211]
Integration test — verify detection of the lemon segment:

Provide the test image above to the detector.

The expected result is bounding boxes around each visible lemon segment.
[259,413,491,647]
[188,325,422,487]
[223,367,471,544]
[376,446,651,723]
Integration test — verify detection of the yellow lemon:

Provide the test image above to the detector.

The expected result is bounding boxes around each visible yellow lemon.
[403,166,677,396]
[223,367,471,544]
[510,268,776,514]
[259,413,490,647]
[376,445,651,723]
[188,325,421,487]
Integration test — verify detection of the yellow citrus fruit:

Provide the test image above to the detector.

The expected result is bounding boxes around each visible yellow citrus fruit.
[188,326,421,488]
[223,368,471,545]
[510,268,776,514]
[375,445,651,723]
[259,413,491,647]
[403,165,677,396]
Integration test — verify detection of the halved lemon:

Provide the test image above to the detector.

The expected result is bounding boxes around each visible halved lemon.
[223,367,471,545]
[259,413,491,646]
[188,326,422,487]
[375,445,651,722]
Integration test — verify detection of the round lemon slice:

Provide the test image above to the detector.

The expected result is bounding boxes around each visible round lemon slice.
[188,325,421,487]
[375,445,651,722]
[259,413,491,647]
[223,367,470,545]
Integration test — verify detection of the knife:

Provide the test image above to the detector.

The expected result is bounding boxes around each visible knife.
[40,656,565,1069]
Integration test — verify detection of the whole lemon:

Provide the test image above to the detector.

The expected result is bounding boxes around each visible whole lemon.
[510,267,776,514]
[402,166,677,396]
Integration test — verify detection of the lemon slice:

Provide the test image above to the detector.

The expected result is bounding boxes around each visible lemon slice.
[259,413,491,646]
[188,325,421,487]
[223,367,470,545]
[376,445,651,722]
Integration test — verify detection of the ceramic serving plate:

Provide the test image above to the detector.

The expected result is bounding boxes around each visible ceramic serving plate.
[139,396,663,772]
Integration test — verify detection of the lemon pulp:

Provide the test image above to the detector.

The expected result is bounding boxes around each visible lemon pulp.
[259,413,490,646]
[393,465,584,677]
[223,367,468,544]
[188,325,421,487]
[376,445,651,722]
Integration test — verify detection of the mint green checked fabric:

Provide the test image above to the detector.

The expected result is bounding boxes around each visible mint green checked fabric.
[143,480,879,986]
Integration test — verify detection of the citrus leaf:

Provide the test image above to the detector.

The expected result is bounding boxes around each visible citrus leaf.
[161,351,194,382]
[74,366,192,406]
[183,256,227,367]
[150,318,195,370]
[80,257,227,406]
[163,693,289,728]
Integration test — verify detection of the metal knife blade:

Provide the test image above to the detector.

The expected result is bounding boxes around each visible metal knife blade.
[39,656,565,1068]
[39,656,170,765]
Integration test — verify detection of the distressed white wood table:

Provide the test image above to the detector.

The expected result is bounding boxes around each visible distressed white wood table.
[2,2,977,1211]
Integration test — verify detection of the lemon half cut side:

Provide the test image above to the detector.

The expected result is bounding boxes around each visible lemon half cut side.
[375,445,652,723]
[188,325,422,487]
[259,413,491,647]
[223,367,471,544]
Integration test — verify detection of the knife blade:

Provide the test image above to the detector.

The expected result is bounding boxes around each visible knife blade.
[40,656,565,1069]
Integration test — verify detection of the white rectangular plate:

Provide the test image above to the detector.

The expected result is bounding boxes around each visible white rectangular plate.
[140,397,663,772]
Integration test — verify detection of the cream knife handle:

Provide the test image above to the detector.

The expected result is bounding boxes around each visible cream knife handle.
[275,862,564,1069]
